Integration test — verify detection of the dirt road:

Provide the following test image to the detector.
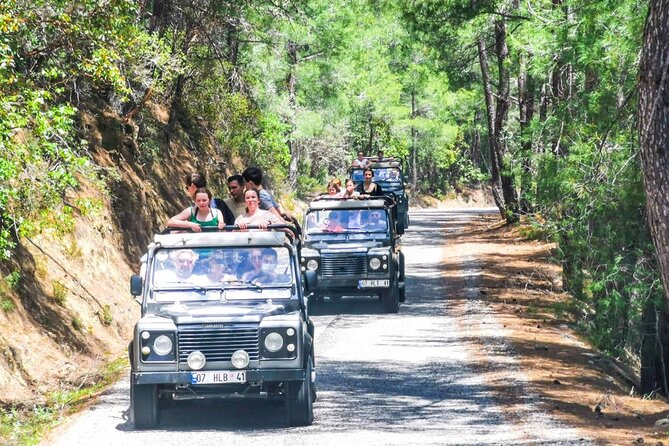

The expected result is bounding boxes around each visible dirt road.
[43,209,668,445]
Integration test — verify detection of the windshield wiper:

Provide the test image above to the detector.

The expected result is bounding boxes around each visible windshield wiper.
[153,281,207,292]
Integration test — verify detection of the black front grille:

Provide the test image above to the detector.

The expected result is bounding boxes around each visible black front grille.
[178,323,259,363]
[321,254,367,277]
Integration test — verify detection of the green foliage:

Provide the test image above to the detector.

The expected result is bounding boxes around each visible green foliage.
[51,281,68,305]
[5,270,21,290]
[0,357,127,445]
[0,0,176,259]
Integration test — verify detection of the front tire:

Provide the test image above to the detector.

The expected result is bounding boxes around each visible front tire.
[381,285,399,313]
[285,355,314,426]
[131,382,159,429]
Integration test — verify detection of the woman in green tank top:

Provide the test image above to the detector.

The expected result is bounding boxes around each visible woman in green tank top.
[167,187,225,232]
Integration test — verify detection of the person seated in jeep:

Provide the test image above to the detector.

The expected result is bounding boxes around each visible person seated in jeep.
[240,248,263,281]
[323,212,345,233]
[362,210,387,231]
[200,251,237,285]
[258,248,291,284]
[154,249,203,285]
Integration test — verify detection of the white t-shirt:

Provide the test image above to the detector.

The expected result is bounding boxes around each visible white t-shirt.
[234,209,284,227]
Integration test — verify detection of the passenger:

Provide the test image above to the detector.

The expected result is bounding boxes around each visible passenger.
[223,174,247,219]
[327,180,341,196]
[355,167,384,196]
[375,149,385,162]
[363,210,387,230]
[241,248,264,281]
[185,172,235,225]
[167,187,226,232]
[351,151,370,168]
[235,188,284,230]
[154,249,200,284]
[242,167,285,220]
[323,212,345,233]
[341,178,360,198]
[202,251,237,284]
[255,248,283,283]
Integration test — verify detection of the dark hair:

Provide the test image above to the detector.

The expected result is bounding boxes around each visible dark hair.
[186,172,207,188]
[242,167,263,185]
[194,187,212,200]
[261,248,277,260]
[345,178,355,186]
[227,174,244,185]
[363,167,374,175]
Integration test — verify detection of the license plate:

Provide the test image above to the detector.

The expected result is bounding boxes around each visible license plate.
[359,279,390,288]
[190,370,247,385]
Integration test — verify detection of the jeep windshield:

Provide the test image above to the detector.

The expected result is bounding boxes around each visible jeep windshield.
[305,209,388,235]
[150,246,294,301]
[351,167,402,187]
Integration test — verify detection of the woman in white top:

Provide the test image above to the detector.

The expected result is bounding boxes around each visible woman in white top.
[235,188,284,230]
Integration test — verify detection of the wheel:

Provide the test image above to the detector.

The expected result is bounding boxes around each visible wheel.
[398,253,406,303]
[285,355,314,426]
[131,382,159,429]
[380,285,399,313]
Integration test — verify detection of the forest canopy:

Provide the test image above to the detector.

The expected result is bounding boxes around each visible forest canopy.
[1,0,668,393]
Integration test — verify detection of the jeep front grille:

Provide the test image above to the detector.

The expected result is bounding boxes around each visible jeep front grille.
[178,323,259,363]
[321,254,368,277]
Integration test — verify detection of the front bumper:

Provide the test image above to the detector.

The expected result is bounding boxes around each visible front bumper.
[132,368,306,385]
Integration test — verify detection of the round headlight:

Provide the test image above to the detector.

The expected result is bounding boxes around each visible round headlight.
[187,351,206,370]
[369,258,381,270]
[231,350,250,369]
[153,335,173,356]
[264,332,284,352]
[306,259,318,271]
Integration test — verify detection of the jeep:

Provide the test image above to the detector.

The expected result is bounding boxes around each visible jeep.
[128,225,315,428]
[301,197,405,312]
[350,159,410,232]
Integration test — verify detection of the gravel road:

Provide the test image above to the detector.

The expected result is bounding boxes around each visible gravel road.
[44,209,591,446]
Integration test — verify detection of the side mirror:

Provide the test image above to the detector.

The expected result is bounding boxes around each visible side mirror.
[304,271,317,292]
[130,275,143,297]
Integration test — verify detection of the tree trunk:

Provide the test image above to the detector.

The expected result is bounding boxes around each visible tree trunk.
[286,41,299,189]
[493,20,519,222]
[411,89,418,194]
[639,0,669,329]
[477,37,505,214]
[518,52,536,213]
[471,110,482,169]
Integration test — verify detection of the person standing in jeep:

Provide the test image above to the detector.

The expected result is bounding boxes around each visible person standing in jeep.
[355,167,384,197]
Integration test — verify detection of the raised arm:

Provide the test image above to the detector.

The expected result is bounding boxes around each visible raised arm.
[167,207,202,232]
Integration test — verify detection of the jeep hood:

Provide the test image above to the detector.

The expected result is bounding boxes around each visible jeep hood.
[156,301,294,324]
[305,239,388,252]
